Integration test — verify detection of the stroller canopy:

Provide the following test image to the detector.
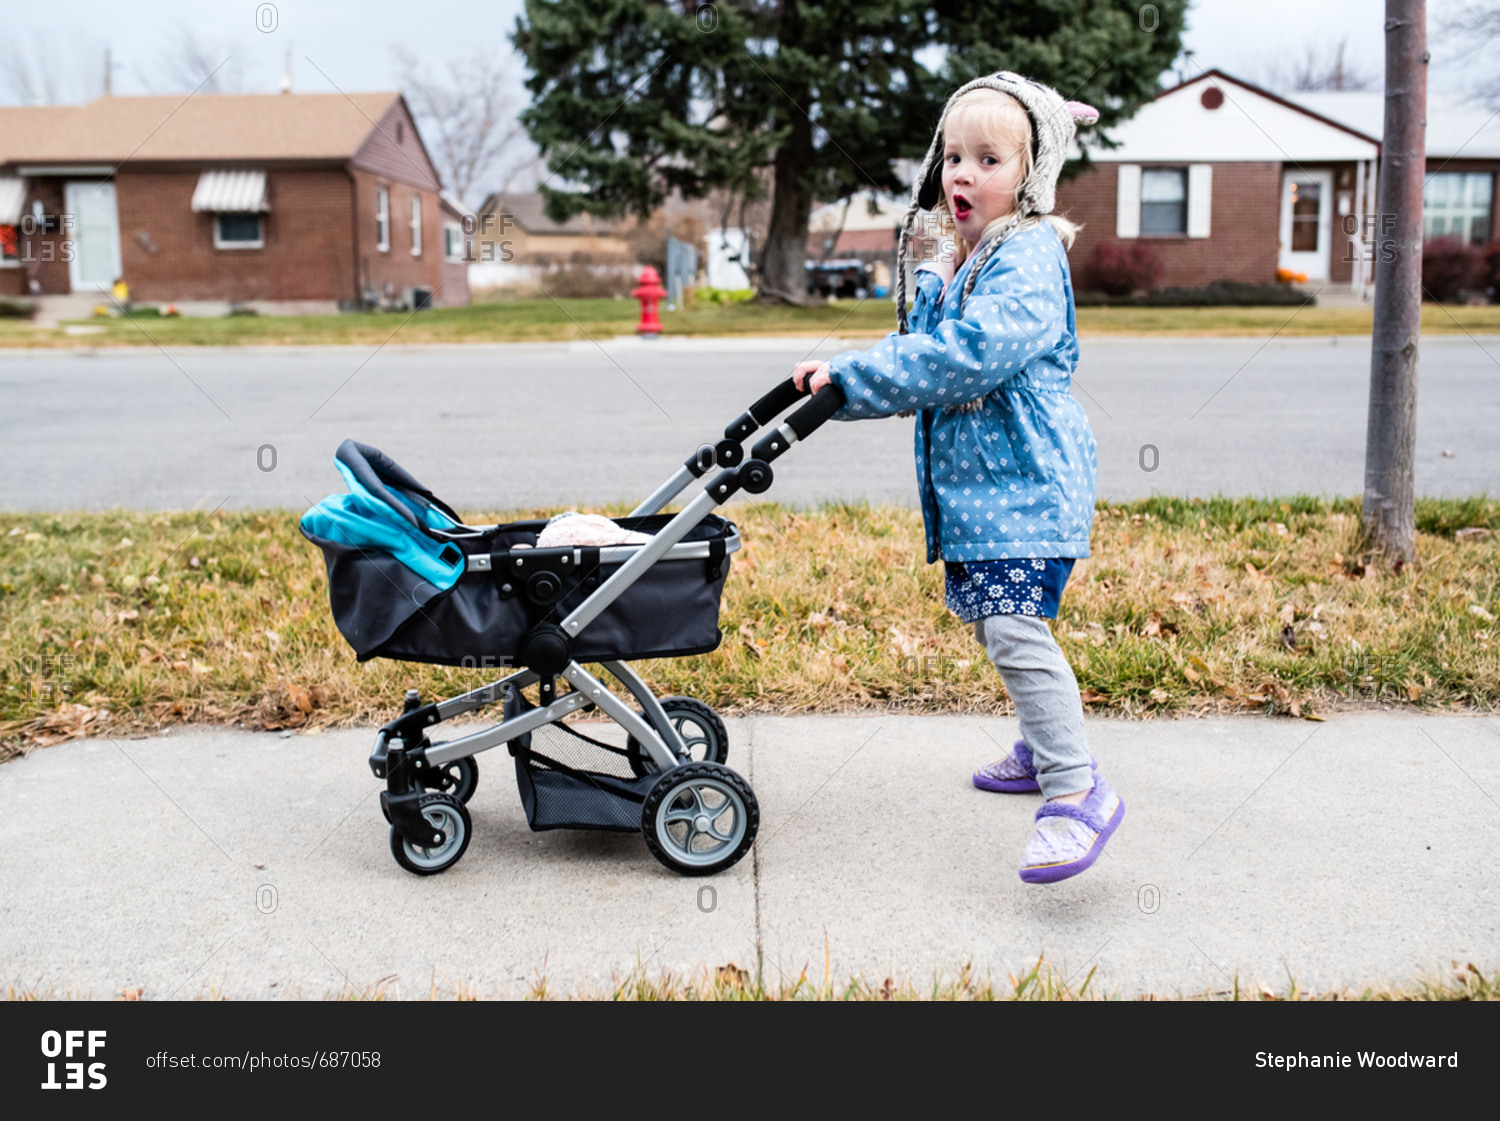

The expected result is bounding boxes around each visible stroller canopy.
[301,439,470,591]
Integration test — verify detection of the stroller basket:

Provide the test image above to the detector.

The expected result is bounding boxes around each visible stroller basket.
[504,687,656,832]
[302,440,739,666]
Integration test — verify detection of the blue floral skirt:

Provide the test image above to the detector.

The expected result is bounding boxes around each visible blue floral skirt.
[943,557,1077,623]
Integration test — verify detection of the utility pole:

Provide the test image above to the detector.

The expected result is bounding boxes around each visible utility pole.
[1361,0,1426,567]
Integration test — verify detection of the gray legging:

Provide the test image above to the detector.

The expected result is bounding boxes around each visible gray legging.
[973,614,1094,799]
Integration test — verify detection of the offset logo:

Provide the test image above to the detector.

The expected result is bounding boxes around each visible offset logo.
[40,1030,107,1090]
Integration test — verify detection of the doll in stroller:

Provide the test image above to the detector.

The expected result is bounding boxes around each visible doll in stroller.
[302,378,845,877]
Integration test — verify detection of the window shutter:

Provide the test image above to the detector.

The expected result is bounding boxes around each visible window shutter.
[1116,165,1141,238]
[1187,164,1213,238]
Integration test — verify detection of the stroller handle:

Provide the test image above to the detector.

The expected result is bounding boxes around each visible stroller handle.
[751,383,845,461]
[723,377,808,442]
[629,378,844,519]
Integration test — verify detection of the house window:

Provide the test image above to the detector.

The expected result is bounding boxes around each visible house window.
[1424,172,1493,244]
[376,186,390,252]
[1140,168,1188,235]
[1288,179,1322,251]
[0,224,18,264]
[444,223,463,262]
[214,213,264,249]
[410,196,422,256]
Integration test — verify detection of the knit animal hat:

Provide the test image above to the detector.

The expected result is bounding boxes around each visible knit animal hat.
[896,71,1099,333]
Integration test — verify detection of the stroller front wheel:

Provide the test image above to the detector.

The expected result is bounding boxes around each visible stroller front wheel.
[390,796,472,875]
[641,762,758,876]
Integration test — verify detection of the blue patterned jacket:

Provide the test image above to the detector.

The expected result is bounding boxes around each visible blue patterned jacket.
[826,221,1098,564]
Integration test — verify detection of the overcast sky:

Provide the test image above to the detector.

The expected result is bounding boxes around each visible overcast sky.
[2,0,1489,106]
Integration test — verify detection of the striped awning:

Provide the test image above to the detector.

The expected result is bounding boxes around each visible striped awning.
[0,177,26,225]
[191,169,269,213]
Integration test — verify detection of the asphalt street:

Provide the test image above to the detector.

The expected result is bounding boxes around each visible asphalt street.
[3,334,1496,513]
[3,710,1497,998]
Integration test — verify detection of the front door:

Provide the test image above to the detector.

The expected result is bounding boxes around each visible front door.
[64,180,122,293]
[1279,170,1333,280]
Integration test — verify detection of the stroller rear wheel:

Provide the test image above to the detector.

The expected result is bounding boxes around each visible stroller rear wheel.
[390,795,472,875]
[641,762,758,876]
[627,697,728,776]
[413,753,478,803]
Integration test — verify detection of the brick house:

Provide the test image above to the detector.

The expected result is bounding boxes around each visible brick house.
[1056,70,1499,296]
[0,92,469,311]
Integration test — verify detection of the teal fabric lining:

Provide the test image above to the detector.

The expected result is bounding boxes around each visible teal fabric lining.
[303,462,466,590]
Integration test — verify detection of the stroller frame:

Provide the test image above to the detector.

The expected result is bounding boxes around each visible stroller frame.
[367,377,846,876]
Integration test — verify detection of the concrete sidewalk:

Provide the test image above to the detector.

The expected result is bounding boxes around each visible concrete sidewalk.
[2,710,1497,999]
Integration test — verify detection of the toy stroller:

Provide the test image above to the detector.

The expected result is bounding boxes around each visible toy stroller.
[302,379,846,876]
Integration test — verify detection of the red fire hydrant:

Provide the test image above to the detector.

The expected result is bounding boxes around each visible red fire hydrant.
[632,266,668,337]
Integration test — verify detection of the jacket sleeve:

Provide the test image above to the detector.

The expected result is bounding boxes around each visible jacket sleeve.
[826,243,1065,420]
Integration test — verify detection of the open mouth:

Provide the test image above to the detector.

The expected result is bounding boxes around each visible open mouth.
[952,194,973,221]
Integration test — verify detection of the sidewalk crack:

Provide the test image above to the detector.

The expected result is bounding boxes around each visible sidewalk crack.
[748,717,762,958]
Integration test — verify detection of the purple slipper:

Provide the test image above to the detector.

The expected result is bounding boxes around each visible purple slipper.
[973,740,1097,794]
[1018,774,1124,884]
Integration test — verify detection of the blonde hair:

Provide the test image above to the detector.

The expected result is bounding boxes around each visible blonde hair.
[934,87,1079,263]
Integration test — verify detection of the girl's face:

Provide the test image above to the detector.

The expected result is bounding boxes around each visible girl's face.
[940,106,1027,244]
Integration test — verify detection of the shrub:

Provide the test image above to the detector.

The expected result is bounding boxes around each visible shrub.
[0,298,36,319]
[1422,235,1485,303]
[696,287,756,306]
[1085,241,1163,295]
[1074,280,1311,308]
[1483,241,1500,299]
[530,250,637,298]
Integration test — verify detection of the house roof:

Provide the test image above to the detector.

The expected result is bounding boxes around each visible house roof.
[1293,90,1500,160]
[1085,69,1381,163]
[479,191,628,236]
[809,191,906,233]
[0,92,403,166]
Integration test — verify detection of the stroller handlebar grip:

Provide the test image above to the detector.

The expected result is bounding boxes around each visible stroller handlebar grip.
[748,378,810,424]
[784,383,846,439]
[750,384,845,460]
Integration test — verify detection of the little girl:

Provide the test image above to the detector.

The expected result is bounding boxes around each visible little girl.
[792,71,1121,884]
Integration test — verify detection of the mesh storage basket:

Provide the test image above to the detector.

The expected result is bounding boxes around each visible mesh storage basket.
[504,687,657,832]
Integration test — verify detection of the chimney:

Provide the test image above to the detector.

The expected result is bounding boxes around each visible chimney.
[281,44,292,93]
[104,45,112,96]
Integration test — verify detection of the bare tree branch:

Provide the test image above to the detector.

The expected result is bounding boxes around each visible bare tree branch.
[1436,1,1500,105]
[1259,37,1380,92]
[394,48,533,207]
[0,32,105,105]
[137,29,242,95]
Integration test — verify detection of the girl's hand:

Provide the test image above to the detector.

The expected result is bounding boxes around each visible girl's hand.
[791,360,833,395]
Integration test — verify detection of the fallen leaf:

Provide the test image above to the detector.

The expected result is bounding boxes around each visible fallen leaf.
[1079,688,1109,705]
[287,683,313,714]
[1469,604,1496,622]
[1280,625,1298,651]
[1455,527,1492,541]
[1278,603,1296,625]
[715,963,750,988]
[118,987,143,1001]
